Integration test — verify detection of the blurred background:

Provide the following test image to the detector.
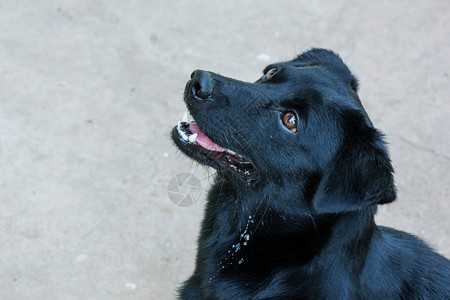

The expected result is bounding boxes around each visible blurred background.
[1,1,449,299]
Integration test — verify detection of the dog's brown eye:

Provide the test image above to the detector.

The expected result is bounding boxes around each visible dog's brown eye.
[281,111,297,132]
[265,68,277,80]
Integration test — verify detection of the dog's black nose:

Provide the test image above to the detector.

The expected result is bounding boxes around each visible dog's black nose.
[190,70,213,100]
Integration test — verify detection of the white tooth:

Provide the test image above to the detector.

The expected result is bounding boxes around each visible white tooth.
[188,112,193,123]
[183,111,189,123]
[177,122,183,136]
[227,149,236,155]
[189,133,198,143]
[181,131,189,141]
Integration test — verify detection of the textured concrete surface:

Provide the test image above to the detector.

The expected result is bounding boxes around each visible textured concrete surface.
[1,1,449,299]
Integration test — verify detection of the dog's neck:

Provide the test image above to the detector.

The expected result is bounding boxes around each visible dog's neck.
[199,177,378,281]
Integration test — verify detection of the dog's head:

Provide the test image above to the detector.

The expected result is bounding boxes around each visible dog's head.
[172,48,396,214]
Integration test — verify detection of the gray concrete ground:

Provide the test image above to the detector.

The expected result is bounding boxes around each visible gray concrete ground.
[1,1,449,299]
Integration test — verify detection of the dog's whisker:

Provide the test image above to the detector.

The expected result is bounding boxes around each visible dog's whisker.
[252,194,270,234]
[201,170,217,183]
[307,212,318,233]
[224,123,252,154]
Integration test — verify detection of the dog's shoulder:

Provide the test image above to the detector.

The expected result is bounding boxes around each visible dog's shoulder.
[362,226,450,298]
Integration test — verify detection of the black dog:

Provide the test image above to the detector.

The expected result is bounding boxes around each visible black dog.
[172,49,450,299]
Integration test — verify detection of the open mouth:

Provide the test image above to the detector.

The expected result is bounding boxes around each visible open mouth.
[172,111,258,181]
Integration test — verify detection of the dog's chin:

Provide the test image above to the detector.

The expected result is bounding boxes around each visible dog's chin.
[171,117,258,182]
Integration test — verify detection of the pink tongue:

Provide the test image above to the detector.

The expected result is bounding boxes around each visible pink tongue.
[189,122,226,152]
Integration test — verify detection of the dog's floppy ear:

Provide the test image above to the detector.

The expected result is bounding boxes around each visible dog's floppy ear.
[312,111,396,214]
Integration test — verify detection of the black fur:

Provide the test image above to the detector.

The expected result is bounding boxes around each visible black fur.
[173,49,450,299]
